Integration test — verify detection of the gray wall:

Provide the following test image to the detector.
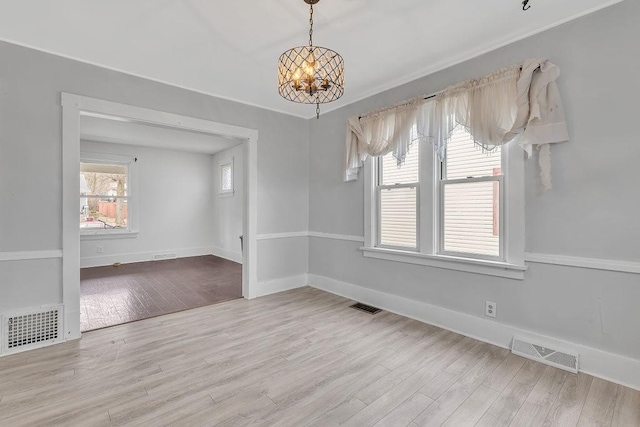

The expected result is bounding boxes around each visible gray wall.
[79,140,215,267]
[0,40,308,310]
[308,1,640,360]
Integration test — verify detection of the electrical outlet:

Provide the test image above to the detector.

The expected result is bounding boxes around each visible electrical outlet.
[485,301,497,318]
[97,246,104,254]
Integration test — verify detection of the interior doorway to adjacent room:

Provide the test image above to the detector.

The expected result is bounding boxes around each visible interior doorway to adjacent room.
[62,94,258,337]
[77,113,246,331]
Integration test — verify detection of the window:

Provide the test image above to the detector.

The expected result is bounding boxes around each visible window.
[439,127,502,260]
[378,144,419,250]
[364,124,525,279]
[219,157,234,197]
[80,153,137,236]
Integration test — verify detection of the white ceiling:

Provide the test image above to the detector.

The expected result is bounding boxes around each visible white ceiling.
[80,115,243,155]
[0,0,623,118]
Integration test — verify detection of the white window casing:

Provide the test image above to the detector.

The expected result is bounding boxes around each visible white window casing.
[376,145,420,251]
[437,128,504,261]
[79,152,138,239]
[362,136,525,279]
[355,60,568,279]
[219,157,234,197]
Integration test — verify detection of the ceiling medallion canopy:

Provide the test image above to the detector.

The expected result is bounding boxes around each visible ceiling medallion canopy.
[277,0,344,118]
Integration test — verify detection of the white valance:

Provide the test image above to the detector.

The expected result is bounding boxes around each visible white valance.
[345,58,569,190]
[345,98,424,181]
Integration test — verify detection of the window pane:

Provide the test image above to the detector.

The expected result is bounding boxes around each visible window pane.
[446,128,501,180]
[381,144,419,185]
[443,181,499,257]
[221,164,232,191]
[81,197,128,229]
[80,162,128,197]
[380,187,417,248]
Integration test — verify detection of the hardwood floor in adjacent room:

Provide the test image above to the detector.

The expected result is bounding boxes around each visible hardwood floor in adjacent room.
[0,287,637,426]
[80,255,242,331]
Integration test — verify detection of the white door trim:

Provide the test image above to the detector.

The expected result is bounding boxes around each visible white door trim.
[61,93,259,340]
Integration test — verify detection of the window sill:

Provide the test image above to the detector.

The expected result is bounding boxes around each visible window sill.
[219,191,234,198]
[81,230,139,240]
[360,246,526,280]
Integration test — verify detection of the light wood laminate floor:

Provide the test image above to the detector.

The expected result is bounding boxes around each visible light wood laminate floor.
[0,287,637,426]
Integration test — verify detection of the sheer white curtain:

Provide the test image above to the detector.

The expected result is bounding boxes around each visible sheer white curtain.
[432,59,569,189]
[432,65,520,156]
[344,99,423,181]
[345,58,569,189]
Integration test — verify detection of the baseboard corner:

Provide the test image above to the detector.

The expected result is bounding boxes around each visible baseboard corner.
[256,273,308,298]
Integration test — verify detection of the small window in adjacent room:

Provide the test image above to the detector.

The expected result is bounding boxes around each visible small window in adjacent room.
[80,154,137,235]
[219,157,234,197]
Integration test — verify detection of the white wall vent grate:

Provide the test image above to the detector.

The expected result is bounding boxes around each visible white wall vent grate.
[512,337,579,373]
[2,305,63,354]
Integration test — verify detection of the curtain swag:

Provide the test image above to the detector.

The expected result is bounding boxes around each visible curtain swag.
[344,58,569,190]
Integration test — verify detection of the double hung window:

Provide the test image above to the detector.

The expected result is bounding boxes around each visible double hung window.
[80,153,137,236]
[366,124,524,278]
[439,126,503,260]
[377,144,419,250]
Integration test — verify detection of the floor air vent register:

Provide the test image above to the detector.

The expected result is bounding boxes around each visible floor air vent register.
[350,302,382,315]
[1,305,63,355]
[511,337,579,373]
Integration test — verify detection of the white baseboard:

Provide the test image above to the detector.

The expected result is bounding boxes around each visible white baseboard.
[211,246,243,264]
[80,246,214,268]
[307,273,640,392]
[257,273,308,298]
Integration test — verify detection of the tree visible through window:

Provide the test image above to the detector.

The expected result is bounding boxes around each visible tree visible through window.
[80,162,129,230]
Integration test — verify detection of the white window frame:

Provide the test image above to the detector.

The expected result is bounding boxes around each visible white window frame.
[375,154,420,252]
[219,157,234,197]
[362,136,526,280]
[436,143,505,262]
[80,152,138,239]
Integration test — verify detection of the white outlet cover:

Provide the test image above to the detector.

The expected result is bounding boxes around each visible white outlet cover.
[485,301,497,318]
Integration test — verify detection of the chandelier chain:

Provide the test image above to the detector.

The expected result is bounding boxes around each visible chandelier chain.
[308,3,314,46]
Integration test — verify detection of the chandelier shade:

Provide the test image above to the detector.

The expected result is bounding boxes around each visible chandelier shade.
[277,0,344,118]
[278,45,344,104]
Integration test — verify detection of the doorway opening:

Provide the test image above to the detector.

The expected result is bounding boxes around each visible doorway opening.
[62,94,258,339]
[78,114,247,330]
